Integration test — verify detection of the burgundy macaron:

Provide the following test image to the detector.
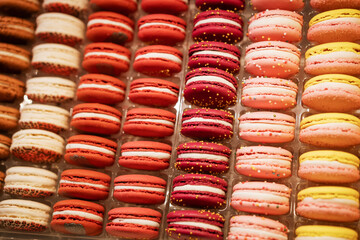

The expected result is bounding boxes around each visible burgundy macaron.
[65,134,117,168]
[71,103,122,135]
[193,10,243,43]
[82,42,131,76]
[113,174,166,205]
[188,41,241,73]
[181,108,234,140]
[176,141,231,174]
[196,0,245,11]
[171,173,227,208]
[77,74,126,105]
[184,67,238,108]
[119,141,172,171]
[86,11,134,45]
[129,78,179,107]
[58,169,111,200]
[123,108,176,138]
[133,45,183,77]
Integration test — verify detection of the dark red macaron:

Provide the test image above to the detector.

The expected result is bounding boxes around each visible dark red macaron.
[82,42,131,76]
[171,173,227,208]
[58,169,111,200]
[129,78,179,107]
[51,199,104,236]
[90,0,137,15]
[176,141,231,174]
[119,141,172,171]
[86,11,134,45]
[123,108,176,138]
[184,67,238,108]
[141,0,188,15]
[65,134,117,168]
[188,41,241,73]
[77,74,126,105]
[106,207,162,240]
[138,14,186,45]
[71,103,122,135]
[196,0,245,11]
[133,45,183,77]
[193,10,243,44]
[113,174,166,205]
[166,210,225,240]
[181,108,234,140]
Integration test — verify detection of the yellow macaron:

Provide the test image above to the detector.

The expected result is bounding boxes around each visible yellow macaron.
[304,74,360,90]
[300,150,359,167]
[298,186,359,202]
[305,42,360,59]
[296,225,358,240]
[300,113,360,129]
[309,9,360,27]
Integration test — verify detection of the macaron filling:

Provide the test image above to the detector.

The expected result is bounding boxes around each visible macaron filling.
[53,210,103,222]
[178,153,228,162]
[60,180,109,189]
[135,53,182,64]
[66,143,115,155]
[114,186,165,193]
[87,19,134,32]
[122,151,170,159]
[0,51,29,63]
[173,185,225,196]
[126,118,174,127]
[111,218,160,227]
[77,83,125,93]
[131,86,178,96]
[194,18,241,28]
[192,50,239,60]
[72,112,121,123]
[229,227,287,240]
[186,76,236,91]
[172,221,221,232]
[183,117,232,128]
[85,52,130,62]
[139,23,185,32]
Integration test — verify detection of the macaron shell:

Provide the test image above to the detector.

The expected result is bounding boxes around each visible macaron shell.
[251,0,304,11]
[0,134,11,159]
[0,74,25,102]
[196,0,245,11]
[310,0,360,12]
[141,0,188,15]
[90,0,138,14]
[295,225,358,239]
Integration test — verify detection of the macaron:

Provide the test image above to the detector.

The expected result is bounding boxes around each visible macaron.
[184,67,238,108]
[228,215,289,240]
[141,0,188,15]
[19,104,70,133]
[90,0,137,14]
[236,146,293,179]
[250,0,304,11]
[77,74,126,105]
[0,199,51,232]
[133,45,183,77]
[310,0,360,12]
[245,41,300,78]
[106,207,161,240]
[0,0,40,16]
[71,103,122,135]
[176,141,231,174]
[239,111,296,143]
[119,141,172,171]
[36,12,85,46]
[305,42,360,76]
[0,74,25,102]
[296,186,360,222]
[113,174,166,205]
[138,14,186,45]
[299,113,360,148]
[302,74,360,112]
[188,41,241,73]
[82,42,131,76]
[42,0,88,16]
[51,199,104,236]
[128,78,179,107]
[0,171,4,191]
[231,181,291,215]
[86,11,134,45]
[196,0,245,11]
[170,173,227,208]
[0,43,30,72]
[192,9,243,44]
[58,169,110,200]
[181,108,234,140]
[166,210,225,240]
[242,77,298,110]
[298,150,360,183]
[308,9,360,44]
[32,43,80,76]
[65,134,117,168]
[0,16,34,43]
[248,10,303,43]
[0,134,11,159]
[4,166,57,198]
[0,105,19,131]
[123,108,175,138]
[26,76,76,103]
[10,129,65,164]
[295,225,358,240]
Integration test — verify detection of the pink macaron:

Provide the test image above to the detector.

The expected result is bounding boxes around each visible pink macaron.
[248,10,303,43]
[239,111,296,143]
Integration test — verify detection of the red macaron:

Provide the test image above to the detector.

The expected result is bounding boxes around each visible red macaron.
[90,0,137,14]
[58,169,111,200]
[77,74,126,105]
[119,141,172,171]
[71,103,122,135]
[82,42,131,76]
[141,0,188,15]
[123,108,176,138]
